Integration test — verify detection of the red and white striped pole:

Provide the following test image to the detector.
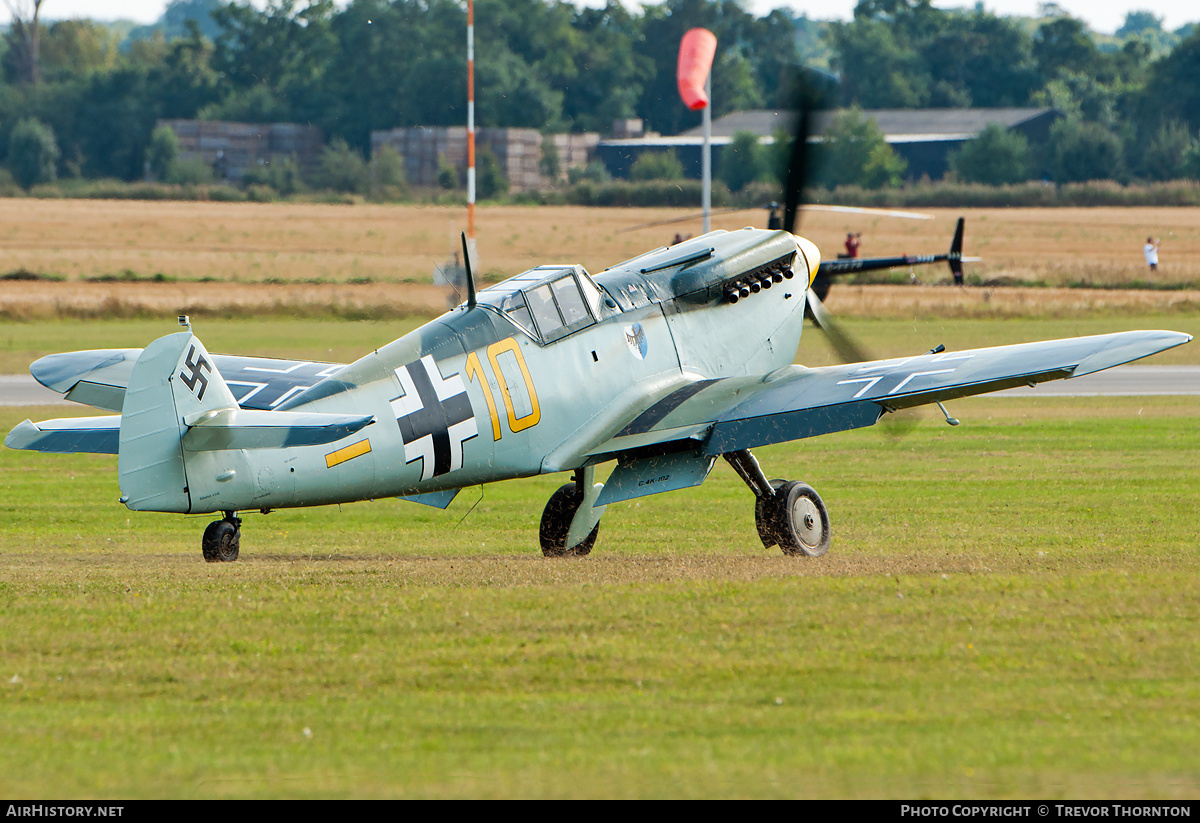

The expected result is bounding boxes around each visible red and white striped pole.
[466,0,476,246]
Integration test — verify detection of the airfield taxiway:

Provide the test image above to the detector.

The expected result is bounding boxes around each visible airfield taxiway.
[3,366,1200,407]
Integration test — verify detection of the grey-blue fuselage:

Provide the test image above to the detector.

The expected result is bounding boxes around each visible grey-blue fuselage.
[180,228,815,514]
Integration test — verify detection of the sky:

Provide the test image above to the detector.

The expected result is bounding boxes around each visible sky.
[1,0,1197,36]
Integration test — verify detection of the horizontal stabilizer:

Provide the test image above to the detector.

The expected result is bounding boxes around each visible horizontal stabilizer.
[29,348,346,412]
[31,349,140,397]
[5,416,120,454]
[181,409,375,451]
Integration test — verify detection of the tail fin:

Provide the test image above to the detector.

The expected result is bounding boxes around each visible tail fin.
[947,217,965,281]
[118,332,237,512]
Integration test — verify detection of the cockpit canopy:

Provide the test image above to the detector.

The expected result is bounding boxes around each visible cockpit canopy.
[476,265,611,344]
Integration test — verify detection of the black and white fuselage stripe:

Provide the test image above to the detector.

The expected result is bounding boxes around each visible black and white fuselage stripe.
[390,355,478,481]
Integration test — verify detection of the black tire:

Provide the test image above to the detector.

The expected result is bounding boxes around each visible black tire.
[761,480,830,557]
[539,482,599,558]
[202,519,240,563]
[754,479,787,549]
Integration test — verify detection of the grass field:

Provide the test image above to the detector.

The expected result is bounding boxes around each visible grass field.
[2,394,1198,799]
[2,202,1198,798]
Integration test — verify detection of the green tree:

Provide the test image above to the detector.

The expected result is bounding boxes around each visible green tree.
[1182,142,1200,180]
[437,155,458,190]
[127,0,227,44]
[1116,11,1163,38]
[948,124,1031,185]
[567,161,611,185]
[370,144,407,195]
[197,84,289,123]
[212,0,336,126]
[7,117,59,188]
[719,130,767,192]
[319,0,465,149]
[828,17,928,108]
[164,156,213,184]
[539,136,561,182]
[308,138,369,193]
[630,150,684,181]
[1049,116,1126,183]
[923,12,1039,107]
[712,48,764,117]
[1139,121,1196,181]
[476,145,508,199]
[1033,17,1101,82]
[38,20,119,82]
[1134,28,1200,134]
[146,124,180,181]
[476,46,566,132]
[814,109,905,189]
[562,2,653,132]
[243,156,304,195]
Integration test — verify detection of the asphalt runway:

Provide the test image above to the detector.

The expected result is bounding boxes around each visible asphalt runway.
[3,367,1199,409]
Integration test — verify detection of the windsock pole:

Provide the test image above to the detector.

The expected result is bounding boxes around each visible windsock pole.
[677,29,717,236]
[467,0,476,247]
[702,74,711,234]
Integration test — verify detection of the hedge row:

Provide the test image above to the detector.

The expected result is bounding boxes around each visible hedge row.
[7,175,1200,208]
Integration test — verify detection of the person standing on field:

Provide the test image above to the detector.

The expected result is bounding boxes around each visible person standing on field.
[1144,237,1160,272]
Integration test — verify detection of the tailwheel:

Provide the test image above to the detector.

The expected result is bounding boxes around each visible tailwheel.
[202,512,241,563]
[756,480,831,557]
[539,483,599,557]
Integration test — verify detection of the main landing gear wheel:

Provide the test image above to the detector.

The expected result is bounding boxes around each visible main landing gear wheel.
[539,483,599,557]
[202,512,241,563]
[756,480,830,557]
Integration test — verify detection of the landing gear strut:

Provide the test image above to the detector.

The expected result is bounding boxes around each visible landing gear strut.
[539,466,606,557]
[202,511,241,563]
[725,450,831,557]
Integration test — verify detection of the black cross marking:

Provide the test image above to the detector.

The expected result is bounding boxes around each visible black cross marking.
[178,344,212,401]
[391,356,477,481]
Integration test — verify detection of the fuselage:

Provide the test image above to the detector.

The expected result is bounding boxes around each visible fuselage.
[180,228,820,513]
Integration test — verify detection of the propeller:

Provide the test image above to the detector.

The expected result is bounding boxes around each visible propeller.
[460,232,478,310]
[775,75,879,368]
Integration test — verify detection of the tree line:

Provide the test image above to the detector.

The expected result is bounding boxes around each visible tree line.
[2,0,1200,192]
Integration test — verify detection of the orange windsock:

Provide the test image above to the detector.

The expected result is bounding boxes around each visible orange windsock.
[677,28,717,111]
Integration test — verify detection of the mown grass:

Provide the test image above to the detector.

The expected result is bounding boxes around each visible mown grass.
[2,395,1198,799]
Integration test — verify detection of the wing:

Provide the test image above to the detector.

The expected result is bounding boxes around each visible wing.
[29,349,347,412]
[587,330,1191,465]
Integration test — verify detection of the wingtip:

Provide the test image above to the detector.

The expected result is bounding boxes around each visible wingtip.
[4,419,38,450]
[1073,330,1192,377]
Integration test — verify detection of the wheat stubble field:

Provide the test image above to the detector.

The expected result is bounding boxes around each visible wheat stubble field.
[3,199,1200,316]
[1,200,1198,799]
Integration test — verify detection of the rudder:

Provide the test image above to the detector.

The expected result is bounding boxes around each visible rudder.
[118,332,236,512]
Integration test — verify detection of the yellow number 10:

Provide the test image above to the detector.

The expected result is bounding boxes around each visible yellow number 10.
[465,338,541,441]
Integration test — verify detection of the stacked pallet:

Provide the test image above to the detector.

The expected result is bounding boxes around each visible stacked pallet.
[157,120,324,181]
[371,127,470,188]
[371,126,601,192]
